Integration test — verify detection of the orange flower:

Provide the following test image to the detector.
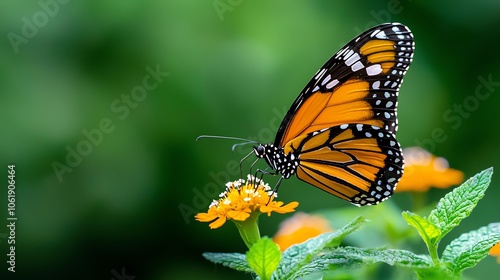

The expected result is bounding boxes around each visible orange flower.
[396,147,464,192]
[195,176,299,229]
[490,242,500,263]
[273,212,332,251]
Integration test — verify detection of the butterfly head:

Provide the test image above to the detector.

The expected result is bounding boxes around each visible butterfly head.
[253,144,298,179]
[253,144,274,166]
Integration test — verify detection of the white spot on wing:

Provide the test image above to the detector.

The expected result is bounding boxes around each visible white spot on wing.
[375,30,388,39]
[366,64,382,76]
[335,47,347,58]
[351,61,364,72]
[325,79,339,89]
[370,29,380,37]
[321,74,331,86]
[344,49,354,60]
[345,52,360,66]
[314,68,326,80]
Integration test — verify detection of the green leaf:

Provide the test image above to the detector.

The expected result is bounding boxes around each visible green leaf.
[246,237,281,280]
[202,252,252,272]
[322,247,449,280]
[327,246,433,268]
[285,253,362,279]
[402,211,441,246]
[287,246,433,279]
[427,167,493,238]
[442,223,500,273]
[275,216,367,279]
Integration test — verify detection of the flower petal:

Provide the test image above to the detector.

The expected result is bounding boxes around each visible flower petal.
[194,212,218,222]
[209,216,227,229]
[490,242,500,255]
[261,201,299,216]
[227,209,251,221]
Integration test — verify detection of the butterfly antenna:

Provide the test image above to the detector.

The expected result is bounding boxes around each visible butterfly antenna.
[196,135,256,143]
[231,141,255,152]
[239,150,256,179]
[196,135,257,152]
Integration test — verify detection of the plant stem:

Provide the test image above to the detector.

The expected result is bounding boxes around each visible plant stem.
[428,242,440,265]
[234,213,261,249]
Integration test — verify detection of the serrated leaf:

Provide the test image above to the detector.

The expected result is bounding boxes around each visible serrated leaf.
[275,216,367,279]
[402,211,441,247]
[286,253,362,279]
[202,252,252,272]
[285,246,433,279]
[328,246,433,268]
[246,237,281,280]
[428,168,493,238]
[442,223,500,273]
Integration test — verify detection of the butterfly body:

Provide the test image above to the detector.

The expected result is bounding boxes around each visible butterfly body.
[253,23,414,206]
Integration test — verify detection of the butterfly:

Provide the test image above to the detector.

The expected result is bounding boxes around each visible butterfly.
[253,22,414,206]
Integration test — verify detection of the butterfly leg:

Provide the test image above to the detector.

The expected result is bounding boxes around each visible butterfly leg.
[254,167,276,182]
[249,167,272,187]
[265,176,284,204]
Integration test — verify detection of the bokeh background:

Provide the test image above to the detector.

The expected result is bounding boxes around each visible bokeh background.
[1,0,500,279]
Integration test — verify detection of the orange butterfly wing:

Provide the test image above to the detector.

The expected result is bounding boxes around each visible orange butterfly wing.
[276,23,413,147]
[284,124,403,205]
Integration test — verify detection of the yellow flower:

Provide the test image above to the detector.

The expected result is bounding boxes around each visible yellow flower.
[273,212,332,251]
[396,147,464,192]
[195,176,299,229]
[490,242,500,263]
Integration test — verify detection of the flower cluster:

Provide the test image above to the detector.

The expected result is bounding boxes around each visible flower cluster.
[195,175,299,229]
[397,147,464,192]
[273,212,332,251]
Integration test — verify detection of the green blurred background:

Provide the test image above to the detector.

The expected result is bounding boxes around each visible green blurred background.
[1,0,500,279]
